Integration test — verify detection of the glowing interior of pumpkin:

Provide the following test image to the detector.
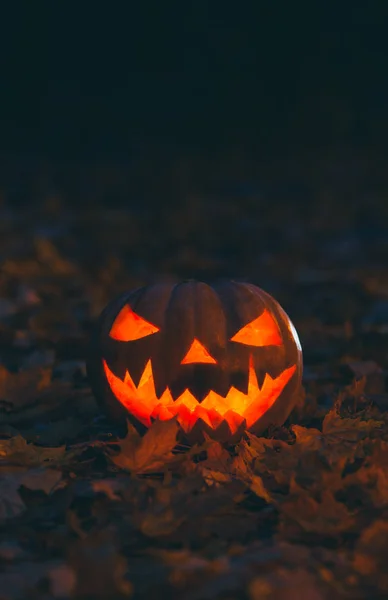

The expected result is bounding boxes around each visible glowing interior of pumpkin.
[230,309,283,346]
[109,305,160,341]
[103,357,296,434]
[181,338,217,364]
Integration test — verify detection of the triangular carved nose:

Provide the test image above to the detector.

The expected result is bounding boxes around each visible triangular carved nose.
[180,338,217,364]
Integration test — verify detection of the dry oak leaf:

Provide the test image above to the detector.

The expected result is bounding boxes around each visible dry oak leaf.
[137,473,240,538]
[89,479,123,501]
[0,435,66,466]
[290,425,323,450]
[236,431,312,488]
[321,408,385,465]
[237,432,293,473]
[249,568,329,600]
[343,461,388,509]
[322,407,384,440]
[197,439,234,485]
[153,548,229,592]
[353,520,388,591]
[68,534,132,598]
[249,474,272,503]
[0,560,75,600]
[0,467,62,520]
[0,365,51,411]
[241,412,384,482]
[107,418,179,474]
[203,434,272,503]
[279,479,355,536]
[138,507,186,538]
[34,237,79,276]
[291,420,377,465]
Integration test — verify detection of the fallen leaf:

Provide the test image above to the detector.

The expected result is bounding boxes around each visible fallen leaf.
[0,467,62,520]
[249,568,328,600]
[279,485,355,537]
[322,407,384,440]
[90,479,122,500]
[353,520,388,591]
[0,435,66,466]
[249,474,272,503]
[68,533,133,597]
[0,560,75,600]
[107,418,179,474]
[0,365,52,410]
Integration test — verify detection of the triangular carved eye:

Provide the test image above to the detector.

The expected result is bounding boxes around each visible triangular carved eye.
[230,309,282,346]
[109,305,159,341]
[181,339,217,364]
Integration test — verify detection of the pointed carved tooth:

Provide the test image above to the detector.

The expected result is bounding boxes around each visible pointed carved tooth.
[173,389,199,411]
[205,407,224,429]
[138,359,154,388]
[176,404,197,432]
[158,387,175,406]
[193,405,213,428]
[124,369,136,388]
[103,356,297,435]
[201,390,230,414]
[103,360,154,426]
[223,409,245,434]
[247,354,260,391]
[220,386,253,414]
[244,364,296,427]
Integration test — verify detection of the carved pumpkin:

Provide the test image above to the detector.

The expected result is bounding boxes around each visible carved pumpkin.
[87,280,303,442]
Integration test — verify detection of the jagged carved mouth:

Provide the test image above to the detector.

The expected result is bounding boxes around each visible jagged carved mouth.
[103,357,296,434]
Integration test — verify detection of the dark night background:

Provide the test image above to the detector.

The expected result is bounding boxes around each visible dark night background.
[2,4,388,599]
[1,3,388,172]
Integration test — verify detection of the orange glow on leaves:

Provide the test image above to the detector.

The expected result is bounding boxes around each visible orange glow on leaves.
[109,305,159,342]
[103,357,296,434]
[230,309,282,347]
[181,338,217,364]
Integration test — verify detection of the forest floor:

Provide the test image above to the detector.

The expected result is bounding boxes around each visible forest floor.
[1,152,388,599]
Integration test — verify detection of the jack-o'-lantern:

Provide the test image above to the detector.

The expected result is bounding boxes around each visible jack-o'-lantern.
[87,280,303,442]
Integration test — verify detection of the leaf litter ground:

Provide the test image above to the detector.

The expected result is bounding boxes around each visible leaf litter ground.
[1,154,388,599]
